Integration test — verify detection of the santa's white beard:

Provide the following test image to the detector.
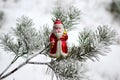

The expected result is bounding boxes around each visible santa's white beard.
[53,31,63,39]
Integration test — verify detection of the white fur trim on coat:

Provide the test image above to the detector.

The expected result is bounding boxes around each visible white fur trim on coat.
[49,40,68,58]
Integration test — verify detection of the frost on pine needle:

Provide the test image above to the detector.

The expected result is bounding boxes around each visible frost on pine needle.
[47,58,88,80]
[52,6,80,31]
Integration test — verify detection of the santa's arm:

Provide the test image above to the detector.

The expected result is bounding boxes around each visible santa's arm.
[50,33,56,48]
[61,30,68,40]
[63,33,68,40]
[50,33,55,42]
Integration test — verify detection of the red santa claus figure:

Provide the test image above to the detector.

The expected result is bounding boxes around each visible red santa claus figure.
[49,19,68,58]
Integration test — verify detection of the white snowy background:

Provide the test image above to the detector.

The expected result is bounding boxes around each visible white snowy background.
[0,0,120,80]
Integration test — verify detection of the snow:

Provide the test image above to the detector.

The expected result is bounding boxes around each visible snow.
[0,0,120,80]
[86,45,120,80]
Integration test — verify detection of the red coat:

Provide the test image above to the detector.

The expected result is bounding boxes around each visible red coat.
[49,33,68,56]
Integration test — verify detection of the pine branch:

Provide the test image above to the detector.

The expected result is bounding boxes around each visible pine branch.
[52,6,80,31]
[12,16,34,55]
[47,58,88,80]
[69,26,116,61]
[0,33,28,77]
[0,16,52,80]
[0,34,19,54]
[96,25,116,45]
[10,16,50,57]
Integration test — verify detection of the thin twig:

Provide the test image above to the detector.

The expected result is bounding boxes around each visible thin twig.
[28,61,50,65]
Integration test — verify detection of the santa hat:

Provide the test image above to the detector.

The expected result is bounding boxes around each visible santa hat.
[54,19,62,24]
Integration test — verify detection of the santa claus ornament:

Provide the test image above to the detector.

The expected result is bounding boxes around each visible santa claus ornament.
[49,19,68,59]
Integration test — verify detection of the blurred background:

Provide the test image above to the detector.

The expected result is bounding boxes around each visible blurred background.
[0,0,120,80]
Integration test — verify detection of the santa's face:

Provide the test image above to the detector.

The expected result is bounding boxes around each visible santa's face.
[53,24,64,38]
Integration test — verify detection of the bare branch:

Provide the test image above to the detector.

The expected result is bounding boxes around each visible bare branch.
[28,61,50,65]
